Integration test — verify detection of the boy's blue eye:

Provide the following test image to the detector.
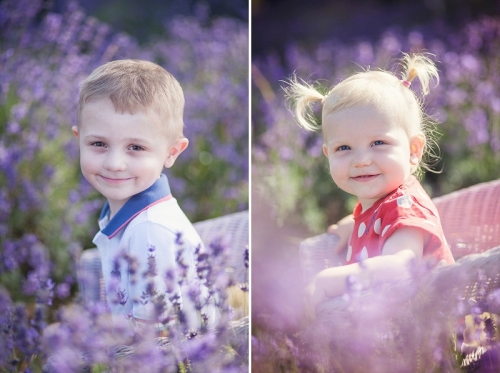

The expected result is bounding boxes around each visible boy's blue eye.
[91,141,106,147]
[337,145,350,151]
[372,140,385,146]
[129,145,145,151]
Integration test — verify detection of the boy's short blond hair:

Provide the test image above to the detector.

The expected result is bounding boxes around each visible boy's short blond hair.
[78,59,184,141]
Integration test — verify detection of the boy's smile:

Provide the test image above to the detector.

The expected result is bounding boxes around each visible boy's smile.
[74,98,186,217]
[322,104,423,212]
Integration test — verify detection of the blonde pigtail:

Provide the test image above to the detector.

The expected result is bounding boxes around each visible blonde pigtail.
[400,53,439,95]
[399,53,441,177]
[283,76,325,132]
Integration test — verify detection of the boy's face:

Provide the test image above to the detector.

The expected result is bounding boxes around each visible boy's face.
[74,98,187,217]
[322,104,423,212]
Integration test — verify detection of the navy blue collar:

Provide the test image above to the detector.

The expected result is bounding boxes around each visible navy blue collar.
[100,174,172,238]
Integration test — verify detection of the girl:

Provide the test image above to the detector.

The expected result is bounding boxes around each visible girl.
[286,53,455,317]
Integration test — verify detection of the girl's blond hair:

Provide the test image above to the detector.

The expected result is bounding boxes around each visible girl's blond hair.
[284,52,440,174]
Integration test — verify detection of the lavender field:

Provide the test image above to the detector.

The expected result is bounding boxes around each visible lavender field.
[0,0,248,371]
[252,3,500,372]
[253,18,500,232]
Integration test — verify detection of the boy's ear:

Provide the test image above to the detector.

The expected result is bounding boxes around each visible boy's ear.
[164,137,189,168]
[71,126,79,138]
[409,133,425,165]
[322,144,329,158]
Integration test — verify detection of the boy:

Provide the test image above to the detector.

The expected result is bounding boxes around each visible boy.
[73,59,204,329]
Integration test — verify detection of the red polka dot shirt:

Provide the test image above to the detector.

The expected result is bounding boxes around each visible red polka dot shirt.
[346,176,455,266]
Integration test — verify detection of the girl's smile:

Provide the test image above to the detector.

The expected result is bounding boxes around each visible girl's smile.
[351,174,380,182]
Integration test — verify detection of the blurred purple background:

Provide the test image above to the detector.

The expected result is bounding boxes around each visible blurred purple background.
[251,1,500,369]
[253,0,500,56]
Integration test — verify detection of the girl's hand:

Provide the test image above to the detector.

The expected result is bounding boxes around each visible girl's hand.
[327,214,354,254]
[303,278,326,321]
[303,281,317,321]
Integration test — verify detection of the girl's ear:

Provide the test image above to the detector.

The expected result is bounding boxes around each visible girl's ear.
[71,126,79,138]
[164,138,189,168]
[409,133,425,165]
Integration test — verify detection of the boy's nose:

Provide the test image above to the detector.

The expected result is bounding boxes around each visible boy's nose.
[103,150,126,171]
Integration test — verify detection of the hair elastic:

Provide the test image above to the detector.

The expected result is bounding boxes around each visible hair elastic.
[402,80,411,88]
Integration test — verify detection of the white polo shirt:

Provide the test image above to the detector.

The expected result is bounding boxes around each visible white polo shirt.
[92,174,206,329]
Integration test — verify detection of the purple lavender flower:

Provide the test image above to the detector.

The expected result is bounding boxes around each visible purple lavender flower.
[145,253,158,277]
[175,231,184,246]
[56,283,71,299]
[164,268,177,293]
[243,247,249,269]
[1,0,248,370]
[464,108,489,146]
[115,288,128,306]
[0,287,14,365]
[36,278,55,306]
[110,269,121,280]
[12,304,41,356]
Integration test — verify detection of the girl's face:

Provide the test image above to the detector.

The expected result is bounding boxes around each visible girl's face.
[322,104,423,212]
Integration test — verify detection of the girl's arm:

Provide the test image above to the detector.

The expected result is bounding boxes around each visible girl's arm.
[305,227,425,318]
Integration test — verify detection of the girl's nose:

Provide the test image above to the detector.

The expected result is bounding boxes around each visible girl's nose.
[103,150,126,171]
[352,150,372,168]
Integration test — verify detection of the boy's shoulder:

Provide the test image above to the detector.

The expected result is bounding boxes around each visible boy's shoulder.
[96,174,202,246]
[126,197,201,240]
[117,198,203,250]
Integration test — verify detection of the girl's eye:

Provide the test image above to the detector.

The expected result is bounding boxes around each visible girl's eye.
[129,145,145,151]
[337,145,351,151]
[91,141,106,147]
[372,140,385,146]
